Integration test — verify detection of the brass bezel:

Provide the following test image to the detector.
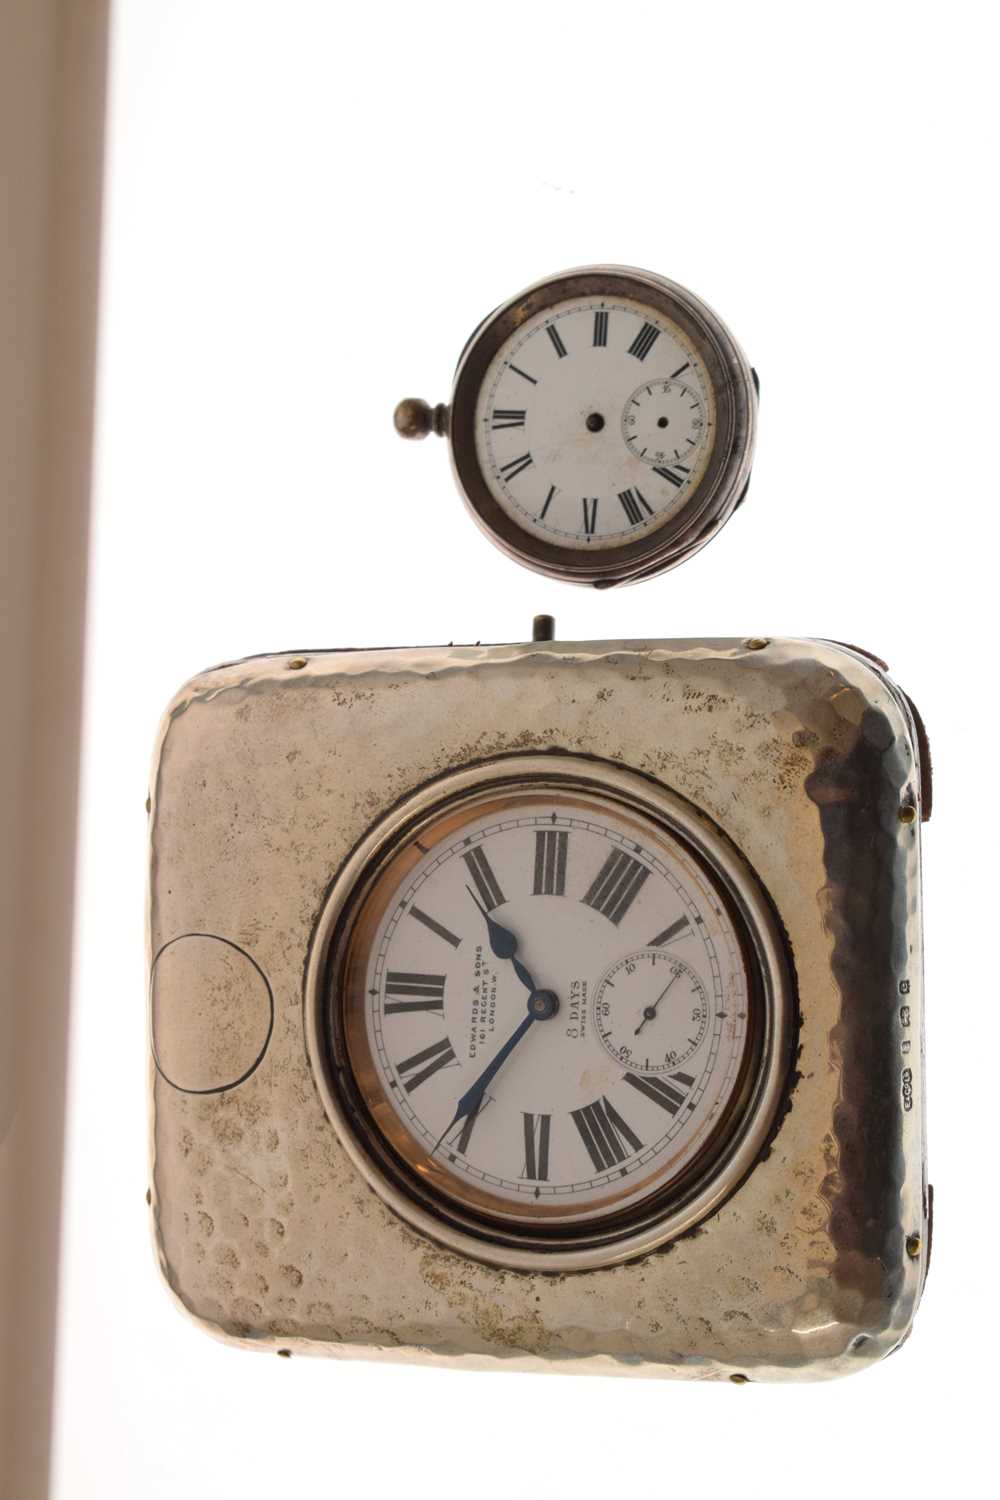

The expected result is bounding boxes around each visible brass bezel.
[304,753,793,1273]
[449,266,757,587]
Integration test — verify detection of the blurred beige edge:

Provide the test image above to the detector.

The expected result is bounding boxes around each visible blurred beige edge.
[1,2,109,1496]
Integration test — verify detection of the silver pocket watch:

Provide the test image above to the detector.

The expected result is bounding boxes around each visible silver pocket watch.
[395,265,757,585]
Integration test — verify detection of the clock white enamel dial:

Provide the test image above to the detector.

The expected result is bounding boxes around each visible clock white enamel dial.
[313,758,791,1271]
[395,266,758,587]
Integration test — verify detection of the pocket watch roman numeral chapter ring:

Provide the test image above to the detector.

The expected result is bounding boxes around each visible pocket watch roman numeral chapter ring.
[394,265,758,587]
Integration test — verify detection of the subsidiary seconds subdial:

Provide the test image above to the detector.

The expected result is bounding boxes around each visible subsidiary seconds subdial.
[594,951,709,1074]
[622,378,707,477]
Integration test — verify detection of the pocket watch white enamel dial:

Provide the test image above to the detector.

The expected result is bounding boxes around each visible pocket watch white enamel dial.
[394,266,758,587]
[311,755,791,1271]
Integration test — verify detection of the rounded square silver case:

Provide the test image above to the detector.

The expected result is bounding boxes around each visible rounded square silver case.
[147,637,929,1381]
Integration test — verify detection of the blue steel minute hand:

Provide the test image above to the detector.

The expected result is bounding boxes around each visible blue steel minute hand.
[433,891,558,1152]
[435,1010,538,1151]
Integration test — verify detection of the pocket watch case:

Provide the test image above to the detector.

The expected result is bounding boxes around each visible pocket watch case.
[147,634,929,1382]
[395,264,758,587]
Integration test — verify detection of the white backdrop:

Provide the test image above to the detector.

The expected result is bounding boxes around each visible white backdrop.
[55,3,996,1496]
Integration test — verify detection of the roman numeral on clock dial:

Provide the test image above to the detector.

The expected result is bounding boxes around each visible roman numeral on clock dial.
[653,464,690,487]
[499,452,533,482]
[582,848,650,924]
[582,497,598,535]
[462,846,506,911]
[628,322,661,361]
[384,971,446,1014]
[593,309,608,347]
[395,1036,458,1092]
[491,409,526,430]
[446,1093,493,1155]
[571,1096,644,1172]
[618,488,653,526]
[623,1070,695,1115]
[409,906,462,948]
[533,829,568,895]
[648,914,691,947]
[546,324,568,358]
[522,1112,551,1180]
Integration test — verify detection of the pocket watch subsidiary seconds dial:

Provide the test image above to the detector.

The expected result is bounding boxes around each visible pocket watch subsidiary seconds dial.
[312,757,790,1271]
[394,267,757,586]
[594,951,710,1073]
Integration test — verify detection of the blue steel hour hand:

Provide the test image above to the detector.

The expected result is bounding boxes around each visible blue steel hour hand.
[466,886,536,993]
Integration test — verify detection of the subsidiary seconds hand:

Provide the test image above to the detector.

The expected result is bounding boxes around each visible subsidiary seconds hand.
[635,967,683,1036]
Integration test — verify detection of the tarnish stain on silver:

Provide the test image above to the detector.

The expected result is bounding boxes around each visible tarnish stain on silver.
[148,638,927,1381]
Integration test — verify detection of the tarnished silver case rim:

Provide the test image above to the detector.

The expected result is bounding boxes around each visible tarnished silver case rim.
[449,265,757,587]
[304,754,794,1274]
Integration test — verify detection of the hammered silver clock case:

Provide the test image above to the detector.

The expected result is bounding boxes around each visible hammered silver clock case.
[147,632,930,1381]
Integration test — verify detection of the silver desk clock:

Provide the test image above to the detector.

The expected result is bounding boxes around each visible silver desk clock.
[148,624,931,1381]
